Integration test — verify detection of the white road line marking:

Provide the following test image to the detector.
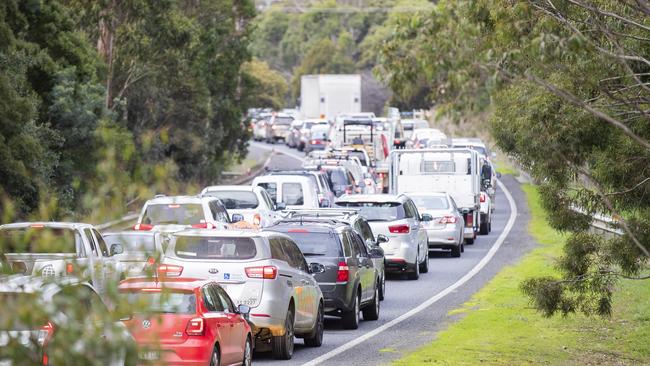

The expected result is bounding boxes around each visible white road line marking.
[302,179,518,366]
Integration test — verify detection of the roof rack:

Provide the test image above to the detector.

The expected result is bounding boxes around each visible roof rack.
[275,218,345,226]
[284,208,359,219]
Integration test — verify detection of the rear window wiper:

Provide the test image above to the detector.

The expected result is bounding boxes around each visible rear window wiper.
[302,252,326,256]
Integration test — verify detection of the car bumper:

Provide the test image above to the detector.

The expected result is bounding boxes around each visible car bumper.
[138,339,213,365]
[425,227,459,248]
[384,258,417,273]
[320,284,354,314]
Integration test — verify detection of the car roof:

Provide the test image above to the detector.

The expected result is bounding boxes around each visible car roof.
[405,192,450,198]
[253,175,314,184]
[201,185,259,193]
[118,277,213,291]
[171,228,273,239]
[269,220,348,233]
[144,195,216,205]
[0,222,94,230]
[336,194,406,203]
[103,230,156,237]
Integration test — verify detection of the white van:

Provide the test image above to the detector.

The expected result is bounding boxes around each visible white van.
[252,175,320,209]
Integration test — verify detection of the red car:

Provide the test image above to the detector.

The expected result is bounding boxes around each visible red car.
[119,278,253,366]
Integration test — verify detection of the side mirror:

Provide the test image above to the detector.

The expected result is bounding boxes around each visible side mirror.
[231,214,244,223]
[308,262,326,274]
[110,243,124,256]
[237,304,251,320]
[275,202,287,211]
[421,213,433,222]
[369,247,384,258]
[319,199,330,208]
[376,234,389,244]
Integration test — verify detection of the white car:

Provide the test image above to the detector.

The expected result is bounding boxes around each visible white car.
[253,114,272,141]
[335,194,431,280]
[159,229,325,359]
[134,195,239,233]
[298,119,330,151]
[408,128,448,148]
[252,175,320,209]
[479,191,493,235]
[200,185,284,227]
[0,222,121,296]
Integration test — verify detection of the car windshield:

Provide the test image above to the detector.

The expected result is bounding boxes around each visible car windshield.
[173,236,257,259]
[141,204,204,225]
[104,233,156,253]
[347,151,367,166]
[0,227,82,254]
[325,168,348,186]
[335,201,405,221]
[410,195,449,210]
[204,190,259,209]
[274,117,293,125]
[276,230,342,257]
[453,145,488,157]
[304,122,326,129]
[122,291,196,314]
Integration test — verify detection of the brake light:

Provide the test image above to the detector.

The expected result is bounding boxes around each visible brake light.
[38,322,54,347]
[133,223,153,231]
[30,224,45,228]
[191,222,215,229]
[287,228,309,233]
[439,216,457,224]
[480,192,486,203]
[65,263,74,274]
[186,318,205,336]
[253,214,261,226]
[389,224,410,234]
[168,204,181,208]
[157,264,183,277]
[245,266,277,279]
[466,213,473,227]
[336,261,349,282]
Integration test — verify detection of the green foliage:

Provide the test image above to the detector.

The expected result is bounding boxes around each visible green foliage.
[242,58,289,110]
[377,0,650,317]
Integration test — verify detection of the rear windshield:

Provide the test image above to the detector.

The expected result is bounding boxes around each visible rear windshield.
[453,145,488,157]
[304,122,327,129]
[310,126,329,139]
[142,204,203,226]
[204,191,259,209]
[410,196,449,210]
[257,182,277,203]
[274,117,293,125]
[276,230,342,257]
[0,227,82,254]
[283,183,304,206]
[122,291,196,314]
[325,168,348,186]
[173,236,257,259]
[335,201,405,221]
[347,151,367,166]
[104,234,155,253]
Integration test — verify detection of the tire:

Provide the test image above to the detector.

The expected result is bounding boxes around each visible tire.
[342,291,360,329]
[378,274,386,301]
[407,253,420,280]
[209,346,220,366]
[450,244,461,258]
[461,242,465,253]
[362,286,380,321]
[479,217,489,235]
[419,254,429,273]
[488,221,492,233]
[304,304,324,347]
[272,308,294,359]
[242,337,252,366]
[465,237,474,245]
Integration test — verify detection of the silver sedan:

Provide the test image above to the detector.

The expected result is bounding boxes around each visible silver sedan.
[408,192,465,257]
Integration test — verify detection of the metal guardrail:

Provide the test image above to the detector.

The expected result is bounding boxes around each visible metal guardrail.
[571,206,623,237]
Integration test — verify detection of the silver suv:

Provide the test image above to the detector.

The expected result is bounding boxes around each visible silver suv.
[159,229,324,359]
[335,194,432,280]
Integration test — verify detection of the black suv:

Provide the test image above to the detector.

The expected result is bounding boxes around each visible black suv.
[267,220,383,329]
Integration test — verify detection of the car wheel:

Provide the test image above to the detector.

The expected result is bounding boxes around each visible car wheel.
[461,242,465,253]
[304,304,324,347]
[479,219,489,235]
[242,337,252,366]
[488,221,492,233]
[451,244,461,258]
[272,308,294,359]
[362,285,380,321]
[210,346,220,366]
[379,274,386,301]
[407,253,420,280]
[342,291,360,329]
[465,237,474,245]
[419,254,429,273]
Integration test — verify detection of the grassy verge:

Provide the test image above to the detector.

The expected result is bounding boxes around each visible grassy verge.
[394,184,650,366]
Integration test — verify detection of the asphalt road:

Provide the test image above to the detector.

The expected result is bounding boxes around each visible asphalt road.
[248,141,536,366]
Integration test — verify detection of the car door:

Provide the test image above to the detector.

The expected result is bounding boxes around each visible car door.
[350,231,374,302]
[202,285,234,363]
[280,238,314,330]
[407,200,428,260]
[213,284,246,363]
[355,219,383,280]
[83,228,105,294]
[91,229,118,282]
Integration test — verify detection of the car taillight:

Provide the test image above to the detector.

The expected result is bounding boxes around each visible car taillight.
[253,214,261,226]
[439,216,457,224]
[65,263,74,274]
[245,266,277,279]
[157,264,183,277]
[133,223,153,231]
[186,318,205,336]
[336,261,349,282]
[389,224,410,234]
[466,213,473,227]
[191,222,215,229]
[480,192,486,203]
[38,322,54,347]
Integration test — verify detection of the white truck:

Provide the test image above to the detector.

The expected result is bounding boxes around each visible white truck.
[300,74,361,120]
[388,148,482,244]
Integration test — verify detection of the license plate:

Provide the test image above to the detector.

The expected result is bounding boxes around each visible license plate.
[139,351,159,361]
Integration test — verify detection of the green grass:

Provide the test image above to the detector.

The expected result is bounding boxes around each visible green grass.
[493,152,520,177]
[394,184,650,366]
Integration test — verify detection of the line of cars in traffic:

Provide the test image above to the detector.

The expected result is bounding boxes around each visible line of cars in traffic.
[0,111,500,365]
